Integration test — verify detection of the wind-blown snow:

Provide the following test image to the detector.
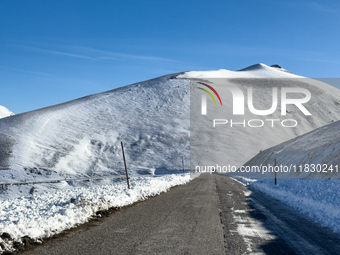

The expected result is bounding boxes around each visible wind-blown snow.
[0,106,14,119]
[0,174,190,252]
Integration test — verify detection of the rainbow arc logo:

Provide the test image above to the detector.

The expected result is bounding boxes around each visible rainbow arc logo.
[198,82,222,115]
[198,82,222,106]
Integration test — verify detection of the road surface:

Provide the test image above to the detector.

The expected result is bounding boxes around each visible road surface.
[22,174,340,254]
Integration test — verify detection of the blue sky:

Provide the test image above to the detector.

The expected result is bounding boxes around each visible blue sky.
[1,0,340,114]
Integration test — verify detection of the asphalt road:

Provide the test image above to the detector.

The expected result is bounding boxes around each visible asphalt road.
[22,174,340,255]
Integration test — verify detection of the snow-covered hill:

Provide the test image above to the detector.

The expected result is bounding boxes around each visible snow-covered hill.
[0,106,14,119]
[0,73,190,181]
[1,63,340,195]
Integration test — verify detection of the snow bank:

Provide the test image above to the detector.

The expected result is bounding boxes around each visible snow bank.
[234,177,340,234]
[0,174,190,253]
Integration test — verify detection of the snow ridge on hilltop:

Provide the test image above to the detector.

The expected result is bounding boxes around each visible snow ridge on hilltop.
[0,105,14,119]
[178,63,300,79]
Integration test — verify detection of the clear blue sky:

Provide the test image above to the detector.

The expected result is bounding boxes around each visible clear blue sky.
[1,0,340,114]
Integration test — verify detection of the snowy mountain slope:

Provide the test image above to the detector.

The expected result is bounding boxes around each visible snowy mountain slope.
[0,106,14,119]
[241,119,340,178]
[1,64,340,195]
[0,73,190,181]
[183,63,340,168]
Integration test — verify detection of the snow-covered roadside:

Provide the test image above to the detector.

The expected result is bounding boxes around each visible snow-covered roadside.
[0,174,191,253]
[232,177,340,234]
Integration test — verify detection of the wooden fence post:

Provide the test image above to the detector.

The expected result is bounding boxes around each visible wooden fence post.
[274,158,277,185]
[182,156,185,175]
[121,141,130,189]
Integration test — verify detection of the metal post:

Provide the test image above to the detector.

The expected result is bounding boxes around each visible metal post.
[121,141,130,189]
[182,156,185,175]
[274,158,277,185]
